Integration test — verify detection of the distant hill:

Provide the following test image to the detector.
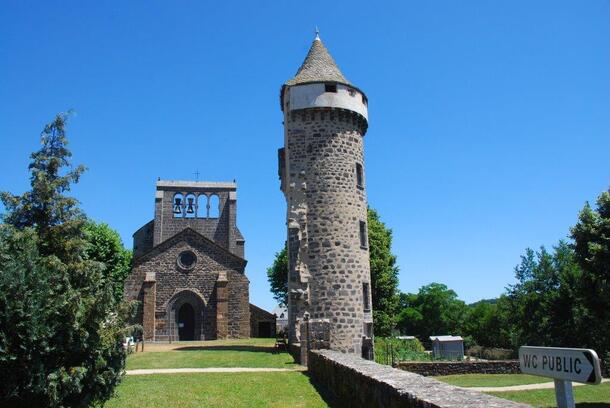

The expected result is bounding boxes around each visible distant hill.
[468,298,498,307]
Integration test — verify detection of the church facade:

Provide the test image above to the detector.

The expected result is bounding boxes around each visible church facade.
[124,180,261,341]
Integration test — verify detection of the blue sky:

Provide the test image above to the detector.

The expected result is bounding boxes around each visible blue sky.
[1,1,609,311]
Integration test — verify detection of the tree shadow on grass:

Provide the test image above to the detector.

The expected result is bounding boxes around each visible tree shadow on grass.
[173,345,279,354]
[576,404,610,408]
[303,373,343,408]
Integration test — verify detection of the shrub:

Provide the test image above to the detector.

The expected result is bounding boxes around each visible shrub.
[466,346,517,360]
[375,337,430,365]
[0,226,130,406]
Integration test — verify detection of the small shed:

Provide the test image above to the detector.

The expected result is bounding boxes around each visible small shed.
[250,304,276,338]
[429,335,464,360]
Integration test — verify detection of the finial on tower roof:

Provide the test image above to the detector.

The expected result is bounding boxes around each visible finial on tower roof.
[314,26,320,41]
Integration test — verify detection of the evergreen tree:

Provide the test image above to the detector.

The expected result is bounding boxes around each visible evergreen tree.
[0,113,127,407]
[1,113,86,262]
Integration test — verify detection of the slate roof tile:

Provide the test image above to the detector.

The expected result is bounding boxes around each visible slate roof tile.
[285,36,351,86]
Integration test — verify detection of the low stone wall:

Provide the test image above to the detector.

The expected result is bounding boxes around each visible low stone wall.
[288,342,301,363]
[308,350,530,408]
[397,360,521,377]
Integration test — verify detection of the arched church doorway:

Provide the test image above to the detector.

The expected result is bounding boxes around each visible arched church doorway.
[178,303,195,341]
[168,289,207,341]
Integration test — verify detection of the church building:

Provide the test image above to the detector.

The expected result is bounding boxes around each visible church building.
[125,180,274,341]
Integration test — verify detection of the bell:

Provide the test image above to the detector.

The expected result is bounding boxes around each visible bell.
[186,197,195,214]
[173,197,183,214]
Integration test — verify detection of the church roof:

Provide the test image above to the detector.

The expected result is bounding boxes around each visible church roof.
[249,303,276,320]
[285,35,351,86]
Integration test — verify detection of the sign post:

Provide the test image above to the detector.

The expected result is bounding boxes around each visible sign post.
[554,379,575,408]
[519,346,602,408]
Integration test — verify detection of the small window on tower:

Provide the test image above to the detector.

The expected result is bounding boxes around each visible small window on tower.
[363,282,371,312]
[359,220,367,249]
[325,83,337,93]
[356,163,364,189]
[362,94,368,106]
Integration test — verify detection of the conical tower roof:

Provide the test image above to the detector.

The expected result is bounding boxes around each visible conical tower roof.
[285,35,351,86]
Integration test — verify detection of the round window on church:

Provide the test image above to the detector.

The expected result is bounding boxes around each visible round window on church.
[177,250,197,271]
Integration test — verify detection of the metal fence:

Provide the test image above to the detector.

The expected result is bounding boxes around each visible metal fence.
[374,341,399,366]
[375,341,466,366]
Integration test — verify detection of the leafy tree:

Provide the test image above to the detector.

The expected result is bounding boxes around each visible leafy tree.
[397,283,468,339]
[367,208,400,336]
[570,191,610,357]
[463,299,512,348]
[475,193,609,355]
[0,113,128,407]
[266,247,288,306]
[396,292,422,335]
[397,289,513,349]
[463,301,495,346]
[84,221,132,304]
[493,295,520,349]
[266,208,401,336]
[504,242,586,349]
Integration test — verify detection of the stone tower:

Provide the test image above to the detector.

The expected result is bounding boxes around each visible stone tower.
[278,34,373,357]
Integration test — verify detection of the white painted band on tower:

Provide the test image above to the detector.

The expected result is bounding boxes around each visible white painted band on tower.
[285,83,368,121]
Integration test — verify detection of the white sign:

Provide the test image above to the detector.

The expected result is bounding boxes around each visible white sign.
[519,346,602,385]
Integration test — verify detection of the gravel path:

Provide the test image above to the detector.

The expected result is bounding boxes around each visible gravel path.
[126,367,306,375]
[469,378,609,392]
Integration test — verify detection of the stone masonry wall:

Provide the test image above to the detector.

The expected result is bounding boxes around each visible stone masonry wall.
[133,220,154,259]
[125,229,249,340]
[284,108,373,354]
[308,350,531,408]
[228,274,250,338]
[397,361,521,377]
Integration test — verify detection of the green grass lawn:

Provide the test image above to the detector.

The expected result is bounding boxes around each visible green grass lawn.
[106,372,333,408]
[488,381,610,407]
[127,348,298,369]
[434,373,552,387]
